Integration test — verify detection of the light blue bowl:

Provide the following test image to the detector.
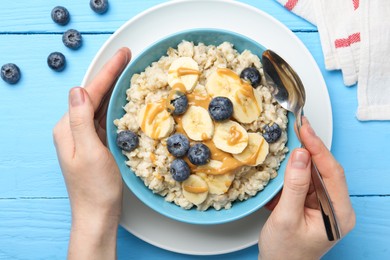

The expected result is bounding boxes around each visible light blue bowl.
[107,29,299,225]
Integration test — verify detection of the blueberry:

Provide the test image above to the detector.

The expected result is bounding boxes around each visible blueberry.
[240,67,261,87]
[47,52,66,72]
[90,0,109,14]
[116,130,139,152]
[1,63,21,84]
[263,123,282,143]
[208,96,233,121]
[167,134,190,158]
[62,29,82,50]
[170,94,188,115]
[188,143,211,166]
[170,159,191,182]
[51,6,70,25]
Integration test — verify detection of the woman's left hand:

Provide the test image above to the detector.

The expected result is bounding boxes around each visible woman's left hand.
[53,47,131,260]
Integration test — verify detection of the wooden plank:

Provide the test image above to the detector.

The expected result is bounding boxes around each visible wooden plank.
[0,196,388,259]
[0,0,314,33]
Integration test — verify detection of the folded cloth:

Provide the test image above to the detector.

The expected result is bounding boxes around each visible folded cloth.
[357,1,390,120]
[275,0,390,121]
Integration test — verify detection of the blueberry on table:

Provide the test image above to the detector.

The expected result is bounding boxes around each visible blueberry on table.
[208,96,233,121]
[51,6,70,25]
[47,52,66,72]
[90,0,109,14]
[1,63,21,84]
[240,67,261,87]
[170,159,191,182]
[62,29,82,50]
[116,130,139,152]
[167,134,190,158]
[188,143,211,166]
[263,123,282,143]
[170,94,188,115]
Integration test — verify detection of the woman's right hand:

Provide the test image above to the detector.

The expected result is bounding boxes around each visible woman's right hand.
[258,118,355,259]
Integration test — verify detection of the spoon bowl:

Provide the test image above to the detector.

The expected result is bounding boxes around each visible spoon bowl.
[262,50,306,130]
[262,49,341,241]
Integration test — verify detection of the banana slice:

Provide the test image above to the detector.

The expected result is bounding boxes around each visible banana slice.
[231,84,262,124]
[206,68,262,124]
[233,133,269,166]
[168,57,200,92]
[205,69,240,98]
[182,106,214,141]
[137,103,175,140]
[201,172,235,195]
[212,120,248,154]
[182,174,209,205]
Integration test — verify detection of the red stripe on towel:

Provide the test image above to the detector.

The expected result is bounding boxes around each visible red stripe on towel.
[285,0,299,11]
[353,0,359,10]
[335,33,361,48]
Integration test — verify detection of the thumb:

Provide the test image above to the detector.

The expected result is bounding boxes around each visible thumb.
[276,148,311,220]
[68,87,100,151]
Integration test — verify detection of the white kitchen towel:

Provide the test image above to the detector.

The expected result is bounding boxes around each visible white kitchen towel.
[274,0,390,121]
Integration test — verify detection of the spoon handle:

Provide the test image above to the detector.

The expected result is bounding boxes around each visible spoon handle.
[310,159,342,241]
[296,113,341,241]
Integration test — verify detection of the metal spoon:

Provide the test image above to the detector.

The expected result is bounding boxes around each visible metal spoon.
[262,49,341,241]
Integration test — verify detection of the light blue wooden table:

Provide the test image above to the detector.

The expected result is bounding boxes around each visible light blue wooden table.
[1,1,389,259]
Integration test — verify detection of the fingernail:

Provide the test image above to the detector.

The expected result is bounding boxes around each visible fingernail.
[303,117,316,137]
[70,87,85,107]
[307,123,316,137]
[117,47,130,67]
[124,48,130,64]
[291,150,310,169]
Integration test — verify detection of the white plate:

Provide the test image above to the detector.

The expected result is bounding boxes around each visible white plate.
[82,0,332,255]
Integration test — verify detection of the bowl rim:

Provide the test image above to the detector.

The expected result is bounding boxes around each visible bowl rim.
[107,28,298,225]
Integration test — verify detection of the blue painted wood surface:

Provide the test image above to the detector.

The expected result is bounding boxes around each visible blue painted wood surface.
[0,1,389,259]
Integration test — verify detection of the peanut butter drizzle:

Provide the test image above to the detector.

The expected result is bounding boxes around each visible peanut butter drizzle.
[227,125,243,145]
[169,67,201,76]
[187,91,210,110]
[217,68,241,80]
[141,102,170,139]
[201,132,209,141]
[189,140,244,175]
[183,185,208,194]
[245,139,263,166]
[239,83,261,113]
[172,82,187,93]
[146,103,165,125]
[218,68,261,113]
[207,140,244,174]
[166,83,187,112]
[140,103,152,132]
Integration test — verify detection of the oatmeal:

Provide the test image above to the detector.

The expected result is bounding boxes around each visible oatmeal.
[114,41,288,211]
